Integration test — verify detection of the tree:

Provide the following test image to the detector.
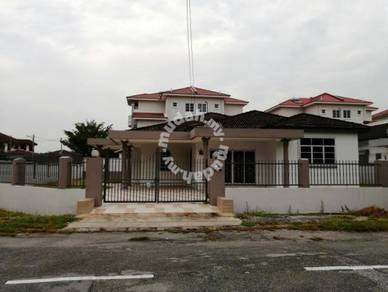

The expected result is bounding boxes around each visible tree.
[61,120,112,156]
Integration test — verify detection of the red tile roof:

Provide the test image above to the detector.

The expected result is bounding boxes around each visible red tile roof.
[132,112,167,120]
[268,92,374,112]
[127,86,248,105]
[372,110,388,121]
[224,97,249,105]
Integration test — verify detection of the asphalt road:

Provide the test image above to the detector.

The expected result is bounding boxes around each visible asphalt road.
[1,230,388,291]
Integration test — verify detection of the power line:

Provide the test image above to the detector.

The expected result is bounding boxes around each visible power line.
[186,0,195,86]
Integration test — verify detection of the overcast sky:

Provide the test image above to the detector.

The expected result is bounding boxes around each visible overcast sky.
[1,0,388,152]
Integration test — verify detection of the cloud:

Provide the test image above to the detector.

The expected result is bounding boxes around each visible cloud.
[0,0,387,151]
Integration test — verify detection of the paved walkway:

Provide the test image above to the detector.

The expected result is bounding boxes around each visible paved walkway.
[66,203,240,232]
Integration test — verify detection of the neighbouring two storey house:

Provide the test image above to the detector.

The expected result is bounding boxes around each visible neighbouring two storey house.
[126,86,248,129]
[265,92,377,124]
[359,110,388,162]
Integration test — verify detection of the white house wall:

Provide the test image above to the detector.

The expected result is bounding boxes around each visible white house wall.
[304,104,370,124]
[136,101,165,113]
[165,97,225,119]
[272,104,372,124]
[288,132,359,161]
[224,104,245,116]
[270,108,302,117]
[370,117,388,125]
[226,186,388,214]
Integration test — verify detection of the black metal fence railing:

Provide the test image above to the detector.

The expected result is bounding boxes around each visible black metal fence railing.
[0,161,13,183]
[226,161,299,186]
[309,161,375,186]
[71,161,86,188]
[226,160,381,187]
[25,162,59,186]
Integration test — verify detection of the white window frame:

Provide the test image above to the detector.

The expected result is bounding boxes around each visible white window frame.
[332,109,341,118]
[343,110,351,119]
[172,102,177,107]
[198,103,207,113]
[300,138,336,165]
[185,103,194,112]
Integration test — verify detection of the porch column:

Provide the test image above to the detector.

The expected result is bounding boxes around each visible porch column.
[122,142,130,188]
[207,159,225,205]
[202,137,209,168]
[282,139,290,187]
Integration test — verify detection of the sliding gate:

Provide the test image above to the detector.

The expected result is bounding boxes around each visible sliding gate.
[103,157,207,203]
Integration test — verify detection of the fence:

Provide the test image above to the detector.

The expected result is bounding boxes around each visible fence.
[226,160,381,187]
[226,161,299,186]
[0,158,86,188]
[71,161,86,188]
[25,161,59,185]
[103,157,207,203]
[0,161,13,183]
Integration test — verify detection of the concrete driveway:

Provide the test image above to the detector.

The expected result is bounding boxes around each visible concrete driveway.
[1,230,388,291]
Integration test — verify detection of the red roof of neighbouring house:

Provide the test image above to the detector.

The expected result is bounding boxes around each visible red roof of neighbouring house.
[132,112,167,120]
[267,92,374,112]
[372,110,388,121]
[126,86,248,105]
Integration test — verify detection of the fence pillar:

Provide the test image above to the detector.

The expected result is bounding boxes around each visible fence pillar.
[207,159,225,205]
[376,160,388,187]
[298,159,310,188]
[58,156,72,188]
[85,157,103,207]
[12,158,25,185]
[282,139,290,187]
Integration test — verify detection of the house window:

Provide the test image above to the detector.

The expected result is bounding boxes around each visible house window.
[215,104,219,109]
[224,151,256,184]
[133,101,139,110]
[332,110,341,118]
[160,149,172,171]
[321,109,326,114]
[343,110,351,119]
[376,153,382,160]
[300,138,335,164]
[358,110,362,115]
[185,103,194,112]
[173,102,177,107]
[198,103,207,113]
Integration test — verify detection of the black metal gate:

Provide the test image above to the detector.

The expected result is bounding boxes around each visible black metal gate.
[103,157,207,203]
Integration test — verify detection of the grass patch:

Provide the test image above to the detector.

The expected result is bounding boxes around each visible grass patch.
[238,211,281,220]
[239,206,388,232]
[0,209,76,235]
[289,216,388,232]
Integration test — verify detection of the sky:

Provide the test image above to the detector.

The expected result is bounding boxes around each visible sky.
[0,0,388,152]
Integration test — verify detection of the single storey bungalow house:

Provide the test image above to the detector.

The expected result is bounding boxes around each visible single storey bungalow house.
[90,87,374,204]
